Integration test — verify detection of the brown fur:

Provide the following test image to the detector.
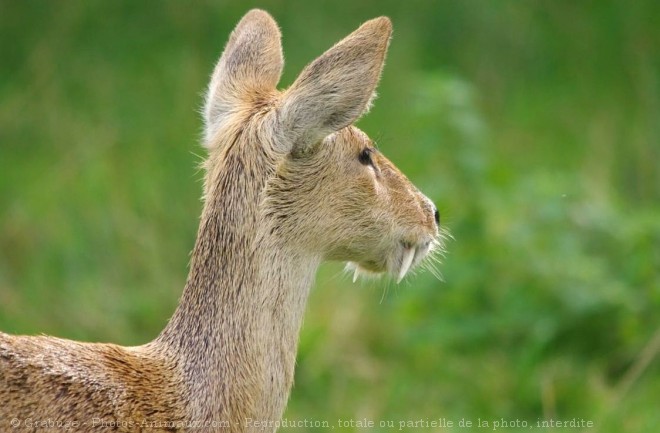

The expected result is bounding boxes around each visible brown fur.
[0,9,441,433]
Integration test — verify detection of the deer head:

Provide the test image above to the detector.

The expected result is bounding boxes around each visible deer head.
[201,9,441,284]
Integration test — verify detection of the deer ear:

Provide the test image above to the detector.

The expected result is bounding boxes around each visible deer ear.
[278,17,392,152]
[204,9,283,145]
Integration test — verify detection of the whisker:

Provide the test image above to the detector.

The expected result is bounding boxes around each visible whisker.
[379,280,389,304]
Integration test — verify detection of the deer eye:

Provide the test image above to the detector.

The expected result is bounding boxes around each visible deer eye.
[358,148,373,166]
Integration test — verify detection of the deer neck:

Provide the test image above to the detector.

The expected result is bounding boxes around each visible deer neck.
[154,145,319,426]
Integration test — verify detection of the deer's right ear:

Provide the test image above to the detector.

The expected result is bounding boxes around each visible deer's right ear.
[278,17,392,153]
[204,9,283,146]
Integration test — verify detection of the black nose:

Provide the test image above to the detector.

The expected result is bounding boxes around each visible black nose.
[433,208,440,225]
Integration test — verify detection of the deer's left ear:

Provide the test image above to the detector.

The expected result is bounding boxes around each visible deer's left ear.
[204,9,283,145]
[277,17,391,153]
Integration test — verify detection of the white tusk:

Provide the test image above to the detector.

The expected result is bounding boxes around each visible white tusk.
[397,247,415,284]
[353,268,360,283]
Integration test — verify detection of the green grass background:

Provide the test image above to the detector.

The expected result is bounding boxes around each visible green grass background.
[1,1,658,432]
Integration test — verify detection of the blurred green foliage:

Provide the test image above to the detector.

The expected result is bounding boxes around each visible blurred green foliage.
[1,1,658,432]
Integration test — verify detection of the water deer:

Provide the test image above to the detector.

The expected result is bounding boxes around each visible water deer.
[0,9,442,432]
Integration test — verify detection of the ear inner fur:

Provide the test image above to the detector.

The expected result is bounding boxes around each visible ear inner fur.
[204,9,284,146]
